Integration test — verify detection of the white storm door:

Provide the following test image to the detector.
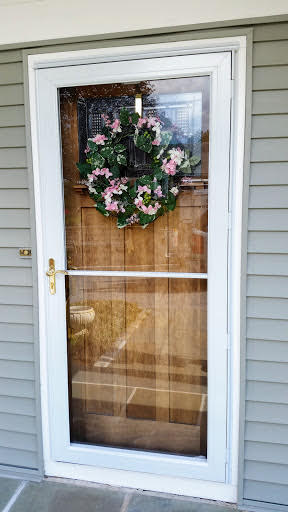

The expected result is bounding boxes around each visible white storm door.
[34,49,231,483]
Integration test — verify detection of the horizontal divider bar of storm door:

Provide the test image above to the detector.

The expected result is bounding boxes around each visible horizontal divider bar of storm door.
[66,270,208,279]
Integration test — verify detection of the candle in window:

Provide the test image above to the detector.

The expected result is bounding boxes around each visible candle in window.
[135,93,142,116]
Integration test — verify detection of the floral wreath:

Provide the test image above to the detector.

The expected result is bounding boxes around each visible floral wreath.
[77,107,190,228]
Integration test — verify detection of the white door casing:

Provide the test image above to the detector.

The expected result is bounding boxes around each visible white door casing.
[28,37,247,501]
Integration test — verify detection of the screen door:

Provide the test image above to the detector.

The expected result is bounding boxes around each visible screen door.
[35,50,231,482]
[61,76,209,457]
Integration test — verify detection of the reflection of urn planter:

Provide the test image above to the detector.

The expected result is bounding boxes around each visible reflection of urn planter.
[69,305,95,345]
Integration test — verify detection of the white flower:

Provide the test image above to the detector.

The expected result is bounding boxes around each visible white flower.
[119,184,128,192]
[152,122,161,139]
[156,148,164,160]
[170,187,179,196]
[88,185,97,194]
[104,193,112,204]
[169,147,185,166]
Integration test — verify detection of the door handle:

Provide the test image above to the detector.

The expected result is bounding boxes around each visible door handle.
[46,258,68,295]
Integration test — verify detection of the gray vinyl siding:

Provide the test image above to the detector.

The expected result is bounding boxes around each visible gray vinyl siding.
[0,50,39,476]
[244,22,288,509]
[0,16,288,509]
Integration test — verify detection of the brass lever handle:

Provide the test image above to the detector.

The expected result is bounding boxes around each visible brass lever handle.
[46,258,68,295]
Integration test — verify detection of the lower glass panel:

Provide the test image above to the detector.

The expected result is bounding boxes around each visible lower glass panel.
[67,276,207,457]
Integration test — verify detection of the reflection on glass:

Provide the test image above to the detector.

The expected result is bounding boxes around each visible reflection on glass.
[60,77,210,458]
[60,77,209,272]
[67,277,207,457]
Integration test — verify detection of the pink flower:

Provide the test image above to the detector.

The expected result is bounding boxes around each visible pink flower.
[92,167,112,178]
[134,197,161,215]
[154,185,163,198]
[152,139,161,146]
[105,202,119,212]
[101,114,111,126]
[146,117,158,128]
[103,169,113,178]
[161,158,177,176]
[137,118,147,128]
[84,146,90,154]
[111,119,121,133]
[147,203,161,215]
[126,213,139,225]
[92,134,108,145]
[134,197,144,208]
[137,185,151,195]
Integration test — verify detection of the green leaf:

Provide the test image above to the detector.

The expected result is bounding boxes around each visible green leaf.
[119,108,130,126]
[167,192,176,211]
[160,131,172,148]
[129,187,137,199]
[96,203,109,217]
[110,165,120,178]
[135,134,152,154]
[138,175,154,186]
[189,155,201,167]
[76,162,91,177]
[92,153,105,168]
[117,213,129,228]
[150,181,158,191]
[87,139,99,151]
[139,212,155,225]
[108,153,117,166]
[131,112,140,124]
[123,203,135,216]
[117,153,127,166]
[154,168,163,180]
[114,144,126,153]
[179,159,191,173]
[102,126,111,138]
[100,146,114,159]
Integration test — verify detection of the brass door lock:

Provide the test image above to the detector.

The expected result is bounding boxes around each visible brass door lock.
[46,258,68,295]
[19,248,32,257]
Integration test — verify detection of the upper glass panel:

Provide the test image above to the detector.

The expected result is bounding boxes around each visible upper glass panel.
[59,77,210,273]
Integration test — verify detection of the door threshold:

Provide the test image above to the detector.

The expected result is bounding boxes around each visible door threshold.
[46,474,237,508]
[45,460,237,503]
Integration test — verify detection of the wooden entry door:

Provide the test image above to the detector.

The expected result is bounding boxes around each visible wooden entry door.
[61,77,209,457]
[36,50,231,482]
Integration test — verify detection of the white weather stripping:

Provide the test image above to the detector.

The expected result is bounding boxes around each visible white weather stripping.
[67,270,207,279]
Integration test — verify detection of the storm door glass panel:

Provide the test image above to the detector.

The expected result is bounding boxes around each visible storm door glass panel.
[60,76,209,457]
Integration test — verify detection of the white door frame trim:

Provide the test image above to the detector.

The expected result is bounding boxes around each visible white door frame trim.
[28,35,246,502]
